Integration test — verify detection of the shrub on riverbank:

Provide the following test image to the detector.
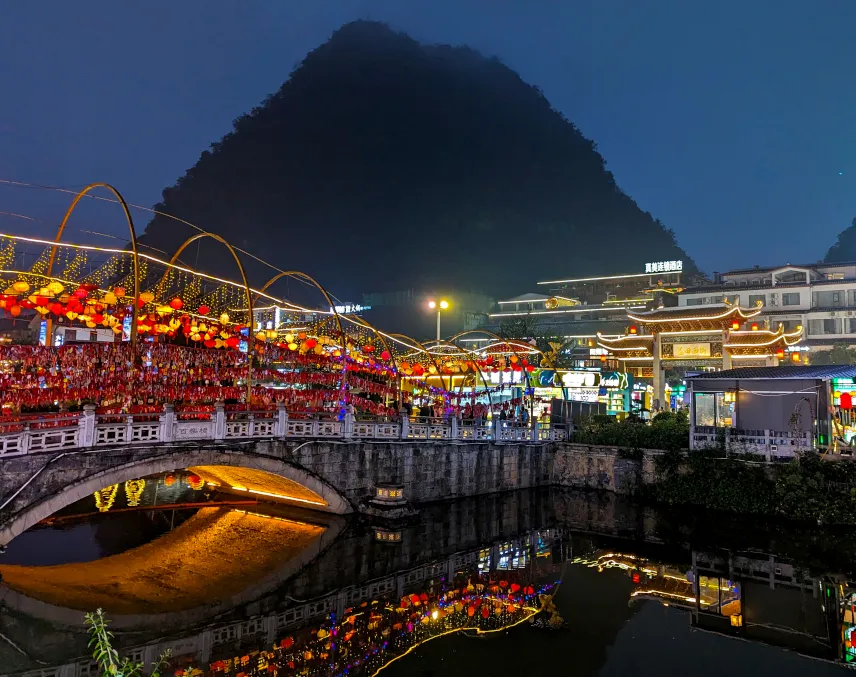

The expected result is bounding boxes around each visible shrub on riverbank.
[649,450,856,525]
[571,411,689,452]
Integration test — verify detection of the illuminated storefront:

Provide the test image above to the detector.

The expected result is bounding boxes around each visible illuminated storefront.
[532,369,633,416]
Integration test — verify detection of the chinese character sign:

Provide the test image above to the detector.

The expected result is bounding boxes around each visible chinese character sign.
[645,260,683,274]
[671,342,711,358]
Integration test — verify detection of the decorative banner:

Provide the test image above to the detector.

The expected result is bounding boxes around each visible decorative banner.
[671,342,711,359]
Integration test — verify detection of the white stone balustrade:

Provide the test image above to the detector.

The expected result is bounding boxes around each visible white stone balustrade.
[0,408,568,458]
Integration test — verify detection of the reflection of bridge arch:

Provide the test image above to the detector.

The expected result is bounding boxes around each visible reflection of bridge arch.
[0,449,351,547]
[46,183,142,345]
[0,505,344,630]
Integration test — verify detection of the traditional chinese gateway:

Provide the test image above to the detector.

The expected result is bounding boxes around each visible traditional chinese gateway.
[597,302,803,411]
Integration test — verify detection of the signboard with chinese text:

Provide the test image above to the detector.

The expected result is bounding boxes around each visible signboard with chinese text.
[672,343,711,359]
[645,260,683,274]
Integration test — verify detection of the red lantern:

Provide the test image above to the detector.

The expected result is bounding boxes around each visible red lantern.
[732,321,740,330]
[9,305,21,317]
[481,606,490,619]
[467,606,475,617]
[164,474,176,486]
[73,287,88,299]
[380,350,391,361]
[197,305,210,315]
[169,297,183,310]
[629,325,637,334]
[304,338,318,349]
[363,345,375,353]
[93,313,104,324]
[751,323,758,331]
[776,349,785,359]
[841,393,853,410]
[280,637,294,649]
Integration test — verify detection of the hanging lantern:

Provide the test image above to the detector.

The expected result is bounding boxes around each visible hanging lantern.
[304,338,318,349]
[47,281,64,295]
[9,305,21,317]
[256,331,267,341]
[197,304,210,315]
[169,297,183,310]
[288,342,298,351]
[751,323,758,331]
[12,280,30,293]
[380,349,391,361]
[629,325,637,335]
[113,286,126,297]
[73,287,88,299]
[284,333,295,343]
[219,312,229,324]
[731,321,740,330]
[139,291,155,304]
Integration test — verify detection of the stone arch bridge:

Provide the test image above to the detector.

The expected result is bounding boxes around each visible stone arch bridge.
[0,433,557,548]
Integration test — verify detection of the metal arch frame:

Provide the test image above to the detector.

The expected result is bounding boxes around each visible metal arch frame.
[419,338,495,411]
[46,183,141,347]
[254,270,350,411]
[341,314,402,410]
[387,333,461,408]
[167,233,254,404]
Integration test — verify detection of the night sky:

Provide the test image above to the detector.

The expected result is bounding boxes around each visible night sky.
[1,0,854,275]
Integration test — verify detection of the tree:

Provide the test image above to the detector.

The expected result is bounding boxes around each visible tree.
[808,343,856,365]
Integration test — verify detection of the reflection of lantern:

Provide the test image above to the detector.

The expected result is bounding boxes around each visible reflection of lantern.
[187,474,204,491]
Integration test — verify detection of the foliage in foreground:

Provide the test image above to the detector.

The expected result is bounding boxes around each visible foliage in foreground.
[571,411,689,452]
[649,450,856,525]
[86,609,171,677]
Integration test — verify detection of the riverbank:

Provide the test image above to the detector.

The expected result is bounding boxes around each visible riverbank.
[554,443,856,526]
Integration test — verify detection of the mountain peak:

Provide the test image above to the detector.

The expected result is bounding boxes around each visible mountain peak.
[138,23,696,299]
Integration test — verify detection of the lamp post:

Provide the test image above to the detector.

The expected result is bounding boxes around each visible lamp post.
[428,299,450,341]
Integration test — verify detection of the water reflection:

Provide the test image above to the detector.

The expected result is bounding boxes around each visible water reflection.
[2,487,855,676]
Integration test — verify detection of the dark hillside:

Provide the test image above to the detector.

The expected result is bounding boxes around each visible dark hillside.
[138,21,695,298]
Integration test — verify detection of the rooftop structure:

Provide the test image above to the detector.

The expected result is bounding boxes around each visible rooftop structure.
[679,261,856,353]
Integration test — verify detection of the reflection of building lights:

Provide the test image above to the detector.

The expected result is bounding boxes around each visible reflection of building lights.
[431,610,439,620]
[229,485,326,506]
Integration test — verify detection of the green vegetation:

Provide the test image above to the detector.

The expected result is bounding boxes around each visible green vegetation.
[649,451,856,525]
[86,609,171,677]
[571,411,689,452]
[806,342,856,365]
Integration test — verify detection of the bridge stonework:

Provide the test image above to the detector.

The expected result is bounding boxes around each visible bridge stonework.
[0,438,556,546]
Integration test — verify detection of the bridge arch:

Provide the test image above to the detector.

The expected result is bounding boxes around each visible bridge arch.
[0,447,351,547]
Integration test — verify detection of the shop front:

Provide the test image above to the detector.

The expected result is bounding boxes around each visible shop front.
[532,369,633,417]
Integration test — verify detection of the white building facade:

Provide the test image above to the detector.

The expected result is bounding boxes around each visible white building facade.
[679,263,856,353]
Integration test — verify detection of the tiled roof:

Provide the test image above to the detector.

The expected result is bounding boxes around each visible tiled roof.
[596,335,653,350]
[628,304,760,322]
[689,365,856,380]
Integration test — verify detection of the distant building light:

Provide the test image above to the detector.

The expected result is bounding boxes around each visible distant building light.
[645,260,683,274]
[331,304,371,314]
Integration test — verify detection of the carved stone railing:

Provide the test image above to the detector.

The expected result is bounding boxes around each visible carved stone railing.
[0,406,568,458]
[690,425,812,460]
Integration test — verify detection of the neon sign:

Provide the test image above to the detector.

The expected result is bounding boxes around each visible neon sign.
[645,260,683,273]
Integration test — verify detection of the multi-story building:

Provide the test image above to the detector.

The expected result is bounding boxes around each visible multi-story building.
[678,262,856,355]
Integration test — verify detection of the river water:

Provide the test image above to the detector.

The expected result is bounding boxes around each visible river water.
[0,474,853,676]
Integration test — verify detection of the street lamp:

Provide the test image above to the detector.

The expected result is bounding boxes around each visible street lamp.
[428,299,450,341]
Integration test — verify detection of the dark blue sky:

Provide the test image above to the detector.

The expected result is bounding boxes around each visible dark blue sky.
[1,0,854,274]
